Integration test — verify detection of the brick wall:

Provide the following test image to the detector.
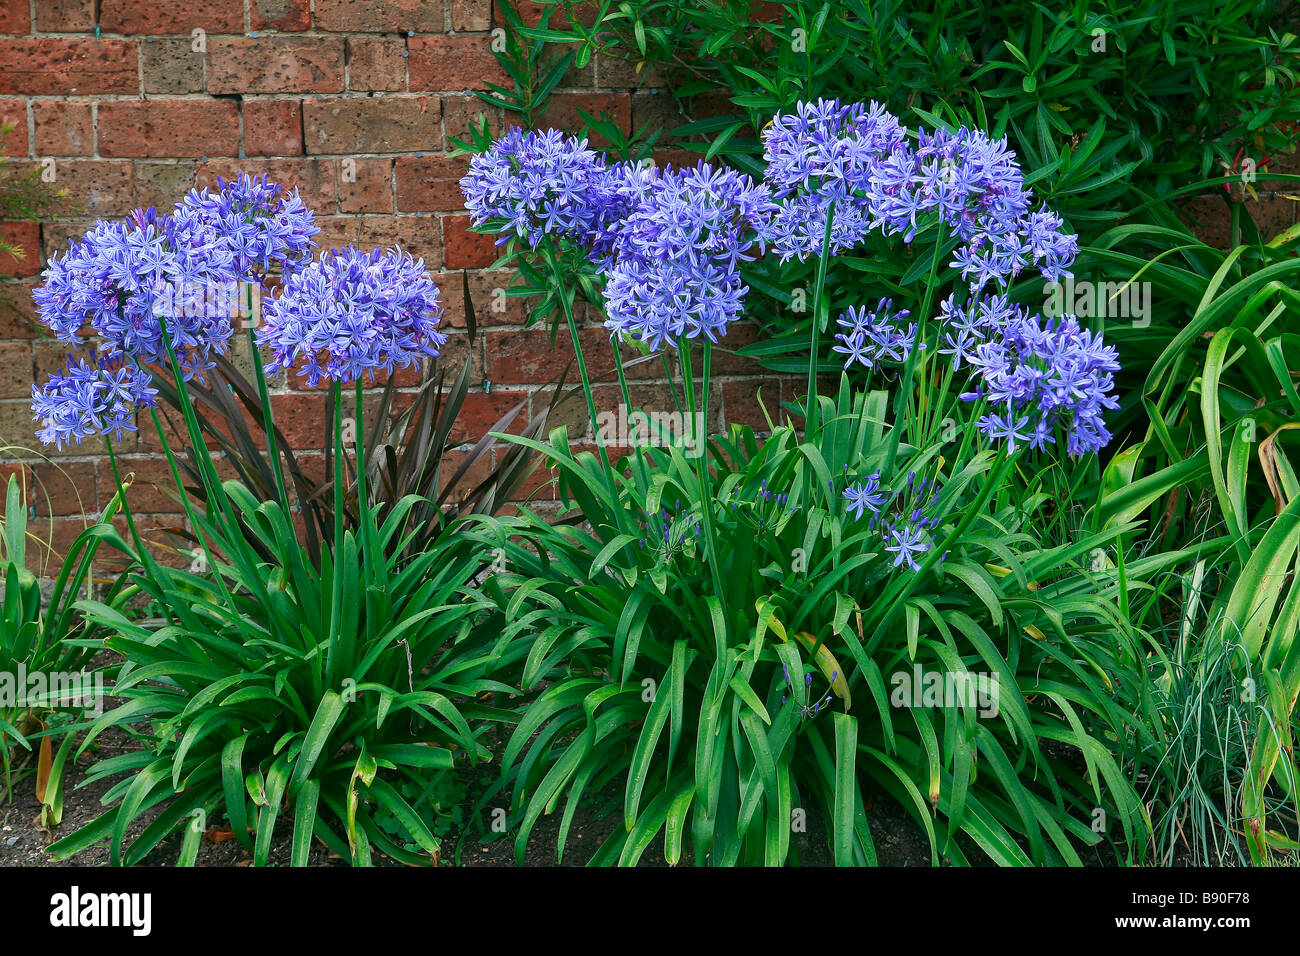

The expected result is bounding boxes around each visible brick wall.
[0,0,787,574]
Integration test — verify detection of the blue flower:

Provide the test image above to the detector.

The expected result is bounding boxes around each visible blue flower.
[600,161,775,349]
[843,473,888,519]
[31,354,158,449]
[31,175,318,446]
[258,246,447,387]
[832,299,917,370]
[757,98,905,262]
[460,127,646,256]
[962,311,1120,456]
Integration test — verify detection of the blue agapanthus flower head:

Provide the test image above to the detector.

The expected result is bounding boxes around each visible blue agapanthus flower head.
[758,98,906,262]
[842,468,943,572]
[460,127,646,256]
[258,246,447,387]
[867,125,1078,289]
[172,172,318,280]
[755,99,1079,286]
[961,310,1120,455]
[34,175,316,369]
[31,353,159,449]
[601,161,776,349]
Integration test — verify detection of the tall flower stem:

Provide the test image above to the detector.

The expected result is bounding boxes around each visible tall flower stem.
[327,380,346,685]
[542,246,625,533]
[612,347,651,494]
[246,288,290,517]
[805,201,836,438]
[884,227,945,475]
[679,338,728,635]
[353,379,381,590]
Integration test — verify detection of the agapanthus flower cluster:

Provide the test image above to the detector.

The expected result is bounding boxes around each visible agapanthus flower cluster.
[882,471,943,571]
[172,172,317,281]
[601,162,776,349]
[843,469,943,572]
[780,662,839,720]
[933,292,1023,371]
[258,246,447,387]
[636,498,702,562]
[31,354,158,449]
[460,127,648,258]
[958,309,1121,455]
[728,478,800,534]
[755,99,1078,290]
[867,126,1077,289]
[31,174,318,446]
[832,298,920,370]
[757,98,906,262]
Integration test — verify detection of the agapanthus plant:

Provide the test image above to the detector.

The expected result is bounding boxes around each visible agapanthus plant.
[471,379,1148,866]
[30,177,497,867]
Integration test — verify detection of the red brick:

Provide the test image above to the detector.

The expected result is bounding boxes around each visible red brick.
[101,0,243,33]
[708,322,765,375]
[435,269,528,328]
[721,378,782,431]
[347,36,406,92]
[36,160,135,216]
[408,35,510,92]
[509,1,594,27]
[442,215,497,269]
[485,327,609,384]
[28,461,97,518]
[114,456,189,515]
[338,157,393,212]
[395,155,467,212]
[0,99,26,156]
[315,0,445,33]
[436,449,495,498]
[0,222,40,278]
[449,391,529,443]
[442,93,503,150]
[35,0,96,31]
[0,0,30,32]
[33,101,94,156]
[250,0,311,31]
[208,38,346,95]
[100,100,239,158]
[134,161,198,209]
[197,158,337,213]
[268,393,332,451]
[357,214,441,265]
[23,518,89,577]
[0,39,138,96]
[539,93,631,146]
[449,0,493,32]
[244,99,304,157]
[0,280,40,338]
[312,214,361,250]
[303,96,441,154]
[0,341,31,399]
[142,36,204,95]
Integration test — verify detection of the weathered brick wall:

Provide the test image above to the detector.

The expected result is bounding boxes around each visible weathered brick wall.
[0,0,785,574]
